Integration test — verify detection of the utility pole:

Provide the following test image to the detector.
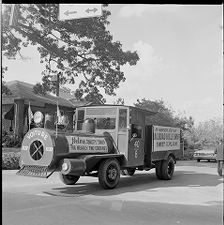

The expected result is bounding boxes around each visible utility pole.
[51,72,61,97]
[56,72,60,97]
[9,4,20,27]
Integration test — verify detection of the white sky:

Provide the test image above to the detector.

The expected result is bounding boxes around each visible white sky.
[2,4,223,124]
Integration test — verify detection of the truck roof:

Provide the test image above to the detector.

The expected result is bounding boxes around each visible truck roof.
[76,104,157,116]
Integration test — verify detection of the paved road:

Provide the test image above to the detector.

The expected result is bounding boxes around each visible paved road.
[2,161,223,225]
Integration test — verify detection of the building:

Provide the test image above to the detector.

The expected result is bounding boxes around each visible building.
[2,80,91,137]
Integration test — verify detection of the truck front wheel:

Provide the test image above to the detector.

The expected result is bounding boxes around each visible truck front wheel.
[98,158,120,189]
[59,173,80,185]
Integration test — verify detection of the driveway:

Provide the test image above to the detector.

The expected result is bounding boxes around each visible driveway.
[2,161,223,225]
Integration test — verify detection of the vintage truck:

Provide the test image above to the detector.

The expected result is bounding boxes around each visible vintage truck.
[17,105,183,189]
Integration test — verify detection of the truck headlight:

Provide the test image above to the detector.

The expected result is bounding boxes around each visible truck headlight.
[62,162,69,171]
[34,111,44,124]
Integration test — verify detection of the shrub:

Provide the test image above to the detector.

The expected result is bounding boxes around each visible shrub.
[2,132,22,148]
[2,152,21,170]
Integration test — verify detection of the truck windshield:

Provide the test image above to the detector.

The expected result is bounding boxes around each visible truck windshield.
[95,117,116,130]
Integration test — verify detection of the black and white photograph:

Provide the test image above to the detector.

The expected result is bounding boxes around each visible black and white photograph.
[2,4,223,225]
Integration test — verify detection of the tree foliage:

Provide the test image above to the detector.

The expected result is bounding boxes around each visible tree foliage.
[191,117,223,146]
[2,4,139,102]
[134,98,194,130]
[113,97,125,105]
[1,67,12,96]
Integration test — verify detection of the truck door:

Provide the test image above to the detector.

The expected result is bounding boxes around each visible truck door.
[117,108,129,158]
[127,124,144,166]
[144,125,152,167]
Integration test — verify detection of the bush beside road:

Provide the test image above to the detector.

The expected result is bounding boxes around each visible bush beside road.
[2,151,20,170]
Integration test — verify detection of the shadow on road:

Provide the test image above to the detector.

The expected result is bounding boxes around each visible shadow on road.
[43,170,223,197]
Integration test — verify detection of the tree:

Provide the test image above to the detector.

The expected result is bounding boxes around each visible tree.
[134,98,194,130]
[1,67,12,96]
[2,4,139,102]
[191,117,223,146]
[134,98,176,126]
[114,97,125,105]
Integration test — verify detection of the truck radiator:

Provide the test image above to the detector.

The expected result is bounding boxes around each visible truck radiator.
[16,165,54,178]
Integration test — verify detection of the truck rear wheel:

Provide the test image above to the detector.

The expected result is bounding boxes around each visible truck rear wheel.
[98,158,120,189]
[161,155,175,180]
[59,172,80,185]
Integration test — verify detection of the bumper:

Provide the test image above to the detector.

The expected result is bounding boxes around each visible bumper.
[193,155,217,161]
[16,165,55,178]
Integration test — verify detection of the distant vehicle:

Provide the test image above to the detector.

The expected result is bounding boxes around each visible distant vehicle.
[216,144,223,176]
[193,148,217,162]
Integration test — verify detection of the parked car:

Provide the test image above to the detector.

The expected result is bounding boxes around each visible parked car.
[193,148,217,162]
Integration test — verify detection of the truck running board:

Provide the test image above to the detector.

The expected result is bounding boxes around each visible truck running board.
[16,165,55,178]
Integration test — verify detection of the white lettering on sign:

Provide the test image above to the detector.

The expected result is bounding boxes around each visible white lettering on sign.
[153,126,180,151]
[46,147,53,152]
[27,130,48,141]
[134,140,140,148]
[133,140,140,158]
[135,149,138,158]
[66,136,108,153]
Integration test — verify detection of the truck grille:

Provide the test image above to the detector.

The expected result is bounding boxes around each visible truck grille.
[17,165,51,178]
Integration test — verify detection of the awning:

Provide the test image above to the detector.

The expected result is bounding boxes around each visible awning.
[4,105,14,120]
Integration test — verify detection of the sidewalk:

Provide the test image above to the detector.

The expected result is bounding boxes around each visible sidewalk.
[2,147,21,153]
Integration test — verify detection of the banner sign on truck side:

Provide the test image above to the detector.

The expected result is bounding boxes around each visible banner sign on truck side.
[66,136,108,153]
[153,126,180,151]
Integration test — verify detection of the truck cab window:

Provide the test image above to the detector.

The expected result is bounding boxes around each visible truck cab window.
[131,124,142,138]
[119,109,127,131]
[77,110,85,130]
[95,117,116,130]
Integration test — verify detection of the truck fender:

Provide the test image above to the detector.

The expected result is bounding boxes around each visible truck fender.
[164,152,176,163]
[60,154,125,175]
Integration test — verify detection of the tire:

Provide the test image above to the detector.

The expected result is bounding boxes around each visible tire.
[197,159,200,162]
[59,172,80,185]
[161,155,175,180]
[121,168,136,176]
[98,158,120,189]
[155,161,163,180]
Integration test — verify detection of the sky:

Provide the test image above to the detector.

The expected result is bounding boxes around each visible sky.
[2,4,223,124]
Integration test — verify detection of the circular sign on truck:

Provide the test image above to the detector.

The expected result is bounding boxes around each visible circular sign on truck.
[21,128,54,167]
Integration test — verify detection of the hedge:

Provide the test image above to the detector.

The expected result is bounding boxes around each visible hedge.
[2,152,21,170]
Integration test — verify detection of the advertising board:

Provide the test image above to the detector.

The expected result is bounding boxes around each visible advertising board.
[153,126,180,151]
[66,136,108,153]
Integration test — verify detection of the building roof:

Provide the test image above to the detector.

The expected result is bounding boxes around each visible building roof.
[3,80,90,108]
